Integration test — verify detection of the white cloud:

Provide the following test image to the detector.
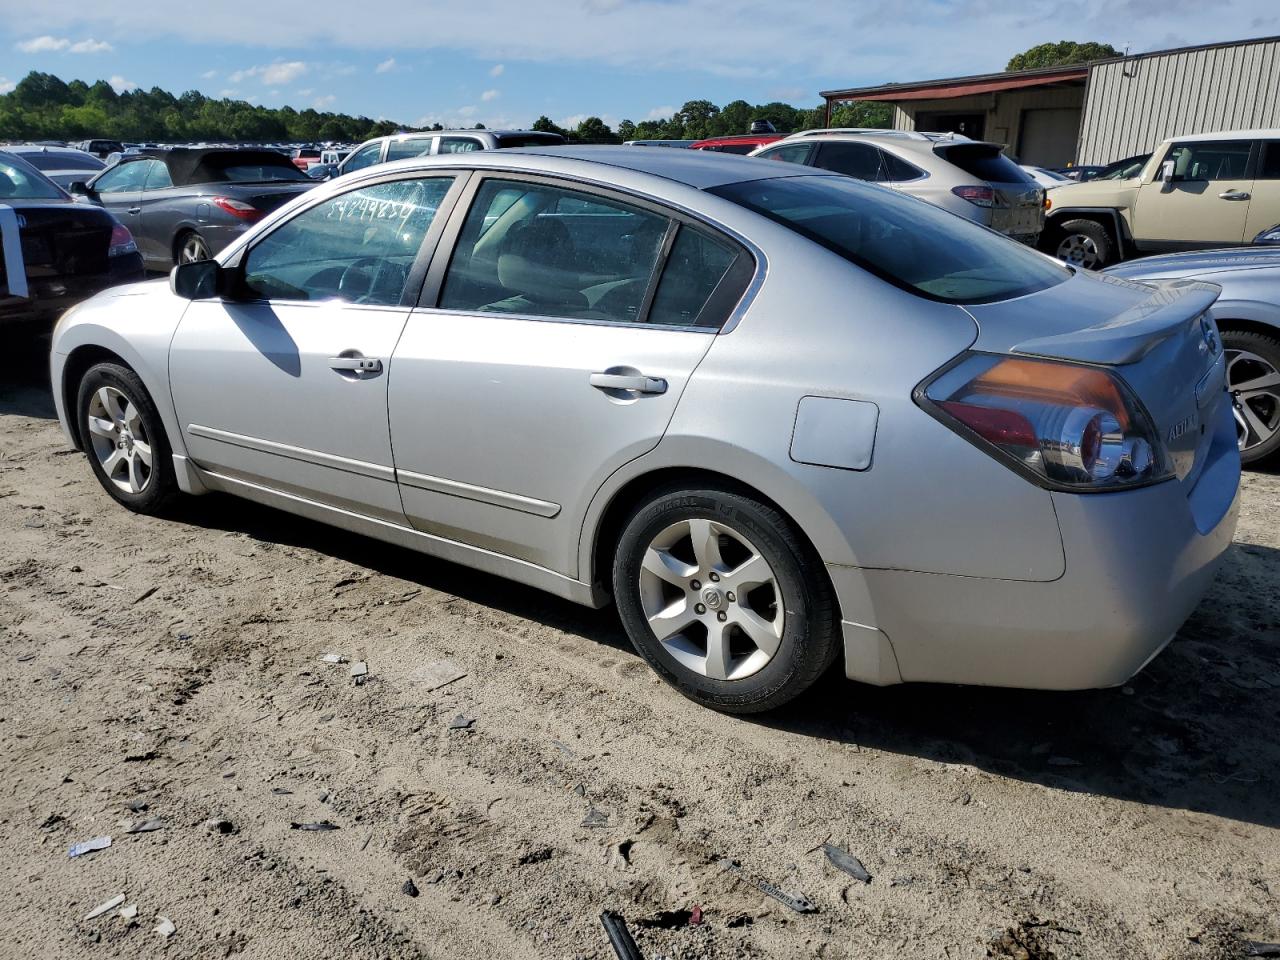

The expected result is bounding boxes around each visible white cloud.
[481,88,500,101]
[375,56,396,73]
[229,60,309,86]
[70,38,113,53]
[457,105,478,117]
[201,69,217,79]
[297,87,313,96]
[219,88,238,98]
[313,94,337,108]
[646,105,675,121]
[16,35,112,53]
[0,77,14,95]
[489,63,504,77]
[109,74,138,92]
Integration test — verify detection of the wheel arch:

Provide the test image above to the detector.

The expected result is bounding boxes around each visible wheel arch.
[60,344,131,450]
[1210,304,1280,339]
[1044,207,1131,258]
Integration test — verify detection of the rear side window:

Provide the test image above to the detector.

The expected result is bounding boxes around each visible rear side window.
[1256,142,1280,179]
[710,174,1067,305]
[937,144,1031,184]
[438,137,483,154]
[880,151,924,181]
[648,226,740,327]
[813,142,884,181]
[759,143,813,165]
[386,138,435,161]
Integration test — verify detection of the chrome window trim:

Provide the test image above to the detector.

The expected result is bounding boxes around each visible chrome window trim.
[187,424,396,481]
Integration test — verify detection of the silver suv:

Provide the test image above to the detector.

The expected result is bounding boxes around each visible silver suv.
[338,129,566,177]
[751,130,1044,241]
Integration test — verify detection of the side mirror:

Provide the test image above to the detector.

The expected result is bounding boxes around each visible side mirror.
[1160,159,1176,184]
[67,180,92,196]
[170,259,225,300]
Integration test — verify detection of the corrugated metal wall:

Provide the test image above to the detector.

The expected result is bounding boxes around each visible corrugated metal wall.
[1079,40,1280,164]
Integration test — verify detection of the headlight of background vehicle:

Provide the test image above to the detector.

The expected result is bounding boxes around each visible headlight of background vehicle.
[916,353,1173,492]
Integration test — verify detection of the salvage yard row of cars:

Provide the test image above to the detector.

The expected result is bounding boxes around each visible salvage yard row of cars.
[2,127,1278,715]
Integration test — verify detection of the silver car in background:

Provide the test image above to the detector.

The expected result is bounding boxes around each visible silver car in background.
[750,130,1045,241]
[50,147,1238,713]
[1106,246,1280,465]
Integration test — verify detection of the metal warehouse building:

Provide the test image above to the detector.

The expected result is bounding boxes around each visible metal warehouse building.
[821,35,1280,167]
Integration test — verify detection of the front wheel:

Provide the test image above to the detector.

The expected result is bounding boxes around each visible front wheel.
[1223,329,1280,465]
[1048,218,1115,269]
[76,362,177,513]
[612,486,839,714]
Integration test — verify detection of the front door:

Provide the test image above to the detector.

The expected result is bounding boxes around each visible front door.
[170,174,462,523]
[88,157,152,245]
[1244,140,1280,242]
[1133,139,1254,248]
[388,175,748,577]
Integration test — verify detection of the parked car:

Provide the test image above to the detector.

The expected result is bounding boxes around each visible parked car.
[68,148,316,270]
[291,147,322,171]
[622,140,699,147]
[0,150,143,328]
[50,147,1238,714]
[1054,164,1107,182]
[1020,164,1072,189]
[1,144,107,190]
[72,139,125,160]
[690,134,784,155]
[1042,130,1280,269]
[1105,246,1280,465]
[750,130,1045,242]
[338,130,567,177]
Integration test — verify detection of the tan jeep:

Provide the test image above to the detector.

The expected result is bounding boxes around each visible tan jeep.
[1041,129,1280,269]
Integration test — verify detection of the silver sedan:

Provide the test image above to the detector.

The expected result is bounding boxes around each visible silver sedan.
[50,147,1241,713]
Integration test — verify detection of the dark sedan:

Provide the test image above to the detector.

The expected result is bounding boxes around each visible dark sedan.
[70,148,316,271]
[0,151,144,328]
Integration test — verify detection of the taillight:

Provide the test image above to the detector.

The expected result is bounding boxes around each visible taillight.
[917,353,1172,491]
[212,197,263,221]
[108,222,138,257]
[951,185,994,208]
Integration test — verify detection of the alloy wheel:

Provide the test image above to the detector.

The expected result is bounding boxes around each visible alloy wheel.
[180,234,211,264]
[1226,348,1280,452]
[1056,233,1100,269]
[638,518,783,681]
[86,385,153,495]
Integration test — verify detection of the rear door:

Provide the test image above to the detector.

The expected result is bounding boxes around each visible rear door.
[387,174,751,576]
[1244,140,1280,242]
[809,141,887,182]
[1133,139,1254,247]
[169,173,463,523]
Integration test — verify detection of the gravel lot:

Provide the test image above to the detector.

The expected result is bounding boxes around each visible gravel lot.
[2,340,1279,960]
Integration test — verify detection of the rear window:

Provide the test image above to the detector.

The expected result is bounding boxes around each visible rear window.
[936,144,1031,184]
[709,174,1068,305]
[19,151,105,172]
[0,157,64,199]
[211,163,311,183]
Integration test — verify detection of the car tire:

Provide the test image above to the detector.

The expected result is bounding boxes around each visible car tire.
[1221,328,1280,466]
[612,484,839,714]
[76,362,177,514]
[177,231,211,265]
[1050,219,1114,269]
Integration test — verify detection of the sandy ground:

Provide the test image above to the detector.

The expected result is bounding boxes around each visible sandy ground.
[2,342,1279,960]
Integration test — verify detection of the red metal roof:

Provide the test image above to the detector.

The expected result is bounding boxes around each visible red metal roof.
[836,67,1088,102]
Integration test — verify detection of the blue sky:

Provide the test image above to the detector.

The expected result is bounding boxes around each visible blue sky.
[0,0,1277,129]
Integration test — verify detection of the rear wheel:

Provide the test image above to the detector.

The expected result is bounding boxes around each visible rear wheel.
[76,362,177,513]
[177,231,211,265]
[1222,328,1280,465]
[1049,218,1114,269]
[612,485,839,714]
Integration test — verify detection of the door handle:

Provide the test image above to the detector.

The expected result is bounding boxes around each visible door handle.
[1218,190,1250,201]
[590,372,667,394]
[127,207,141,215]
[328,356,382,373]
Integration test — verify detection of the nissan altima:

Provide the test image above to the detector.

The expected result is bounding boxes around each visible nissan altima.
[50,147,1240,714]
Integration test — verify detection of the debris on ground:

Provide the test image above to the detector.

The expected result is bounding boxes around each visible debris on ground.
[68,836,112,858]
[1247,944,1280,958]
[133,586,159,604]
[401,878,420,898]
[690,905,703,926]
[319,654,346,665]
[125,818,166,834]
[719,858,817,913]
[350,661,369,685]
[635,909,694,928]
[582,807,609,828]
[409,659,467,691]
[600,910,644,960]
[154,916,176,938]
[448,715,476,730]
[124,799,147,813]
[83,894,126,921]
[290,821,339,831]
[204,818,235,835]
[119,904,138,921]
[822,843,872,883]
[271,787,293,795]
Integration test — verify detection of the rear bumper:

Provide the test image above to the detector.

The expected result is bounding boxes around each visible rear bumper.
[0,253,145,325]
[830,399,1240,690]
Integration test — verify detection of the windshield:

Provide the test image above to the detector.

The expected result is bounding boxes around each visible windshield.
[18,151,105,172]
[0,156,66,199]
[709,175,1069,305]
[1097,154,1150,180]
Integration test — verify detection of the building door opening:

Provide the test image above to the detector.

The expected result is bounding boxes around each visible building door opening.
[915,112,986,139]
[1017,108,1082,167]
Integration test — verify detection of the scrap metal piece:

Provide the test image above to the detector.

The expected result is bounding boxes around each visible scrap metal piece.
[69,836,112,858]
[600,911,644,960]
[719,858,817,914]
[83,894,126,921]
[822,843,872,883]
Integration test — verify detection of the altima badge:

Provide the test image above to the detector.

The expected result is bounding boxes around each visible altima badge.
[1167,414,1196,443]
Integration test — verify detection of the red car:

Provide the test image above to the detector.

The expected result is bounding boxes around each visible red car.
[689,134,783,155]
[290,147,321,171]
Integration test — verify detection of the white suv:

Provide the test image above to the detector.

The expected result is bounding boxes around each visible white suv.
[338,130,567,177]
[751,130,1044,241]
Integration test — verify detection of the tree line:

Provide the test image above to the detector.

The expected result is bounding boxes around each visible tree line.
[0,71,891,145]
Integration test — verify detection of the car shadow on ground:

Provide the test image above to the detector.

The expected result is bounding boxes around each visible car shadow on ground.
[171,491,1280,831]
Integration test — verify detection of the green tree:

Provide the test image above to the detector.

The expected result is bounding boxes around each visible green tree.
[1006,41,1120,71]
[532,115,569,138]
[616,119,637,141]
[574,116,617,143]
[828,100,892,129]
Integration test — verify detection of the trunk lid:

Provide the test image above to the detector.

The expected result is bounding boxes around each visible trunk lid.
[965,271,1226,486]
[933,141,1045,237]
[988,182,1045,238]
[1,201,112,293]
[221,182,315,215]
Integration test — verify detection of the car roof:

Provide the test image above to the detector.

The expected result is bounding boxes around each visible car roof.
[1169,129,1280,143]
[360,144,818,191]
